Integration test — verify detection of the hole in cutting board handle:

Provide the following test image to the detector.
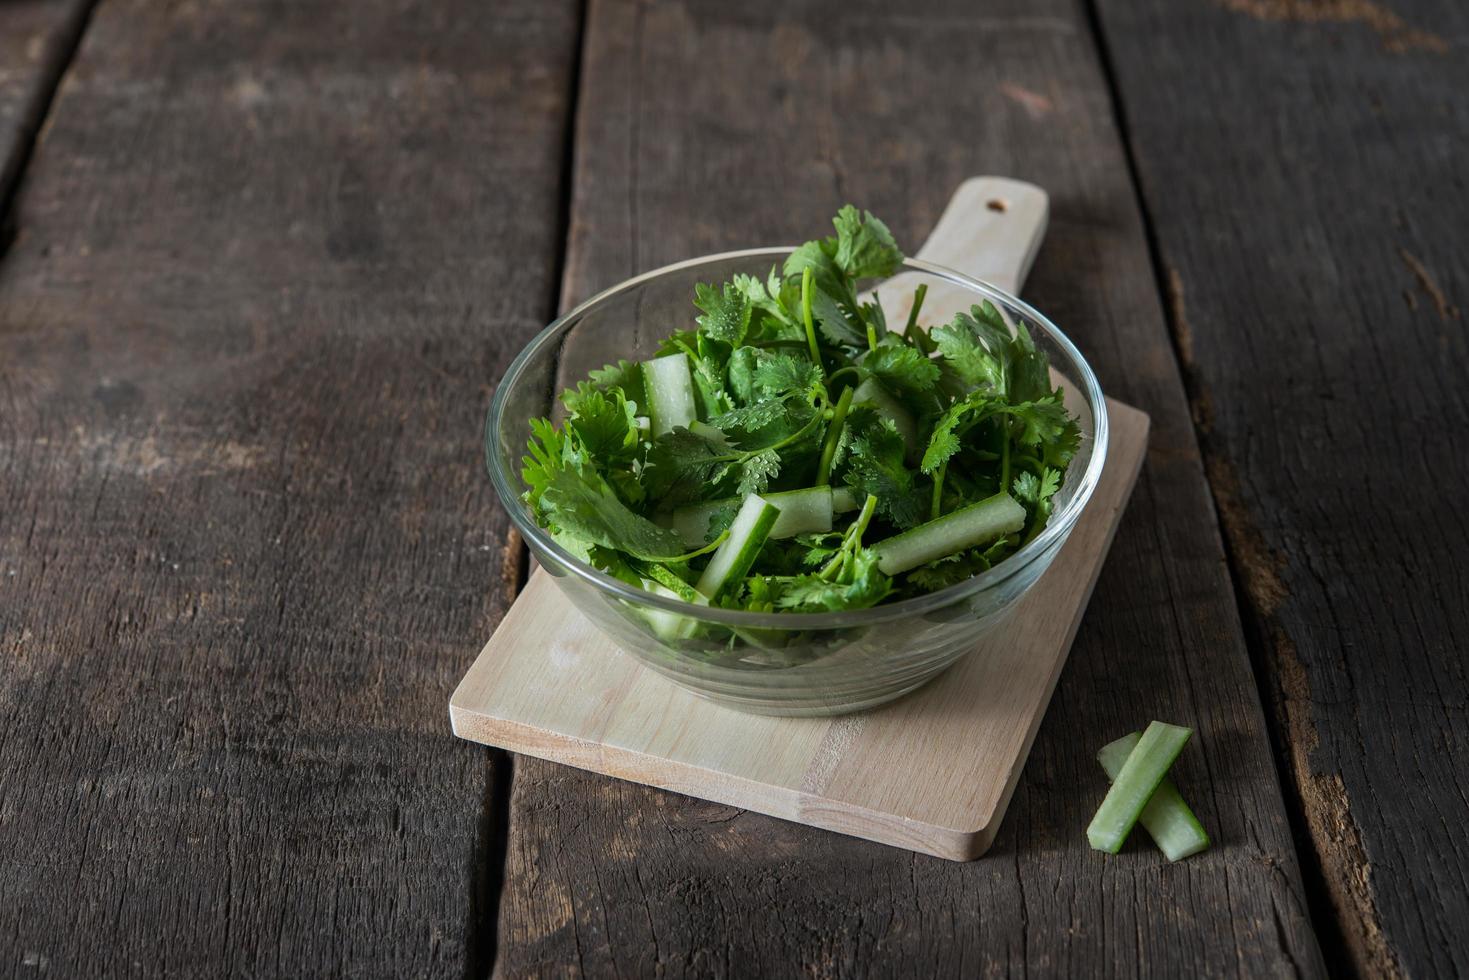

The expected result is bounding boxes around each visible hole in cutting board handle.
[986,198,1008,213]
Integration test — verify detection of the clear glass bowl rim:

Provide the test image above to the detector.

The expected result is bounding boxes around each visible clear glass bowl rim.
[486,247,1110,630]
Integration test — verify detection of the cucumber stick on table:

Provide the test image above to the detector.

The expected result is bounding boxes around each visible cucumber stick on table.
[1097,732,1210,861]
[1087,721,1193,854]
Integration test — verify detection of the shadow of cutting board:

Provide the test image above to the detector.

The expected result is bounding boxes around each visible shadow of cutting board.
[451,178,1150,860]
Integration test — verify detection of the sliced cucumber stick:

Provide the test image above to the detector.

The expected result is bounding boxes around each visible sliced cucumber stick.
[1098,732,1210,861]
[641,581,701,641]
[643,353,697,437]
[1087,721,1193,854]
[665,487,833,547]
[694,494,780,599]
[869,492,1025,575]
[831,487,860,514]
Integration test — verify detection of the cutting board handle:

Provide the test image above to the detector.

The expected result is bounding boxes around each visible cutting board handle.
[912,177,1049,296]
[873,177,1049,330]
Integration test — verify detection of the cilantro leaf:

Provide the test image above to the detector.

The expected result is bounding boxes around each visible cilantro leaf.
[932,305,1011,393]
[560,383,639,459]
[587,359,645,404]
[694,280,753,346]
[726,345,761,404]
[1006,322,1052,404]
[737,448,781,496]
[733,269,803,338]
[523,417,686,560]
[1013,467,1061,511]
[709,400,789,433]
[906,548,993,592]
[538,464,689,560]
[811,287,866,348]
[522,416,575,511]
[843,416,926,528]
[1008,397,1074,449]
[783,239,847,304]
[864,344,940,394]
[921,390,995,474]
[770,548,891,611]
[644,428,732,505]
[753,351,821,397]
[833,205,902,280]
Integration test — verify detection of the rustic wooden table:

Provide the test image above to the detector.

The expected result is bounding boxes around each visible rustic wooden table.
[1,1,1463,976]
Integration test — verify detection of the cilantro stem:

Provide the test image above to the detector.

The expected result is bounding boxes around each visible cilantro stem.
[904,282,928,346]
[819,493,877,580]
[930,458,948,521]
[1000,428,1011,494]
[815,384,854,486]
[824,366,863,388]
[800,267,825,380]
[866,293,880,352]
[666,529,731,563]
[850,493,877,546]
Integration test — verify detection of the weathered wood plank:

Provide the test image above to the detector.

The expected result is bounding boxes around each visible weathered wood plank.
[496,1,1325,975]
[0,0,90,211]
[0,0,578,974]
[1090,0,1469,975]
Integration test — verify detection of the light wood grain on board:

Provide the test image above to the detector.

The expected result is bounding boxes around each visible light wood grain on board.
[452,398,1147,861]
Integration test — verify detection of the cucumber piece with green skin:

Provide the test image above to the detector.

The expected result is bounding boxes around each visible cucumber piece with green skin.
[643,353,697,437]
[1087,721,1193,854]
[869,492,1025,575]
[694,494,781,600]
[641,581,701,641]
[831,486,860,514]
[853,378,919,457]
[664,487,833,547]
[1098,732,1211,861]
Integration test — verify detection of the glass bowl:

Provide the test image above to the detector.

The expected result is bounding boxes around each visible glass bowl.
[486,249,1107,716]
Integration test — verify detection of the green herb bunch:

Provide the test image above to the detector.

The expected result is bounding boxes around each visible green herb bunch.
[521,206,1081,619]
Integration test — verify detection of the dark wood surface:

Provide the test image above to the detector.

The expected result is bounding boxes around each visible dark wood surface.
[1092,1,1468,976]
[0,0,90,210]
[0,0,1460,976]
[496,1,1321,976]
[0,0,578,974]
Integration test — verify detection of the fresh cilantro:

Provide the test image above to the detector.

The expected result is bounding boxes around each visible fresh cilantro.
[906,548,993,592]
[921,390,995,475]
[524,427,688,560]
[832,206,902,280]
[516,205,1085,631]
[864,344,940,394]
[587,359,645,404]
[843,417,927,528]
[694,280,753,346]
[753,351,821,397]
[644,428,733,504]
[560,383,639,460]
[811,288,867,348]
[736,448,781,497]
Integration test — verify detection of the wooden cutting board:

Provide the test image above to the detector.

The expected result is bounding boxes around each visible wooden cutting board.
[451,179,1150,860]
